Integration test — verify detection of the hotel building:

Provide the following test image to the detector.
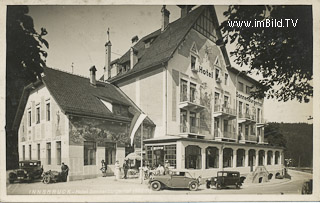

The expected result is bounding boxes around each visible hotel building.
[104,5,284,181]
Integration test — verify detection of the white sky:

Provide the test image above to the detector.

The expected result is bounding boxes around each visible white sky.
[28,5,313,124]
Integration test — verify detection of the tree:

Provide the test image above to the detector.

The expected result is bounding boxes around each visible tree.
[6,5,48,169]
[220,6,312,102]
[264,123,286,148]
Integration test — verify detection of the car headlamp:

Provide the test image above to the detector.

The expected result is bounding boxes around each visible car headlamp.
[24,170,27,174]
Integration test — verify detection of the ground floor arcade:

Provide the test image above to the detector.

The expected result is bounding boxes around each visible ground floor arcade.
[144,136,284,178]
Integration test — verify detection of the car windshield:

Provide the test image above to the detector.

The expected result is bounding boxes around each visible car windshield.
[20,162,38,167]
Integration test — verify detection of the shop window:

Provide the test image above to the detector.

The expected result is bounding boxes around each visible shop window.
[165,145,176,168]
[22,145,25,161]
[275,151,280,165]
[238,82,244,92]
[46,103,50,121]
[185,145,201,169]
[56,141,61,165]
[206,147,219,168]
[105,142,116,165]
[153,146,165,167]
[29,144,32,160]
[237,149,245,167]
[84,141,96,165]
[258,150,265,166]
[249,149,256,167]
[223,148,233,168]
[267,151,273,165]
[37,143,40,160]
[46,142,51,165]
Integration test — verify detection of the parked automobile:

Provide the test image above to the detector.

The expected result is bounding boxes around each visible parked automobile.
[206,171,244,189]
[148,170,201,191]
[8,160,43,183]
[42,170,64,184]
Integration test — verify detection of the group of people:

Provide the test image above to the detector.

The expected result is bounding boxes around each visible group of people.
[100,159,172,179]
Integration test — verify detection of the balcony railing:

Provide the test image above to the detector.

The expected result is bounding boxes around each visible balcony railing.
[179,93,205,112]
[214,129,237,140]
[248,134,258,142]
[180,93,199,104]
[214,105,236,116]
[238,113,256,122]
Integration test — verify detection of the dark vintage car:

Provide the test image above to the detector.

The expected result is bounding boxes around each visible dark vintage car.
[206,171,244,189]
[9,160,43,183]
[148,170,201,191]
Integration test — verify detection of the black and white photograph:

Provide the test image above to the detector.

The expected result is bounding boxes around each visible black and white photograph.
[1,1,319,202]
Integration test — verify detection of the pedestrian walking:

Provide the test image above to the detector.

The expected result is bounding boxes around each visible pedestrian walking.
[61,162,69,182]
[123,160,129,179]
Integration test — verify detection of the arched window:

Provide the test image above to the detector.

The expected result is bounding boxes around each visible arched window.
[275,151,280,165]
[185,145,202,169]
[267,151,273,165]
[249,149,256,167]
[237,149,245,167]
[223,148,233,168]
[206,147,219,168]
[258,150,265,166]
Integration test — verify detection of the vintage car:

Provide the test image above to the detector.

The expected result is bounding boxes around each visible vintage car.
[206,171,244,189]
[8,160,43,183]
[148,170,201,191]
[42,170,65,184]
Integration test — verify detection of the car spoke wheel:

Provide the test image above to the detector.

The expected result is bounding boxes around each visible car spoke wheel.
[206,181,211,189]
[216,183,221,190]
[43,175,51,184]
[151,181,161,191]
[236,183,241,189]
[189,182,198,191]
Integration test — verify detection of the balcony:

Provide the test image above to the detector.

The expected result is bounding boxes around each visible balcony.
[179,93,205,112]
[213,105,236,119]
[239,133,258,144]
[238,113,256,124]
[256,118,265,128]
[180,122,205,139]
[214,129,237,142]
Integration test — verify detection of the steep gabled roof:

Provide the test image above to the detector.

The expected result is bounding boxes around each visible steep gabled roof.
[12,67,154,131]
[108,6,205,82]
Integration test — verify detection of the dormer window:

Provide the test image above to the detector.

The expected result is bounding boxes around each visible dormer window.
[191,55,196,71]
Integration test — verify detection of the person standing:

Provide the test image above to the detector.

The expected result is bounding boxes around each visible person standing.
[164,160,170,175]
[123,160,129,179]
[101,160,107,177]
[61,162,69,182]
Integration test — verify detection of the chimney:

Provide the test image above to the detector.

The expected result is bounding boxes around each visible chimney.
[131,35,139,46]
[90,65,97,86]
[130,47,138,69]
[104,41,112,81]
[161,5,170,32]
[179,5,193,18]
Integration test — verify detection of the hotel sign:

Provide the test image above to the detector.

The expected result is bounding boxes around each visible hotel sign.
[198,66,214,78]
[236,91,262,106]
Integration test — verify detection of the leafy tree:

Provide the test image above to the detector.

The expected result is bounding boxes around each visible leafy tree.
[264,123,286,148]
[220,6,312,102]
[6,5,48,169]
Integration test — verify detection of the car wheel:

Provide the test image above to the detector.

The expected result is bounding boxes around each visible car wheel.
[43,175,51,184]
[236,183,241,189]
[216,183,221,190]
[189,182,198,191]
[206,181,211,189]
[151,181,161,191]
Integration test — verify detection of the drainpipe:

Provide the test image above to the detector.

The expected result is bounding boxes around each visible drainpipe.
[235,70,242,142]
